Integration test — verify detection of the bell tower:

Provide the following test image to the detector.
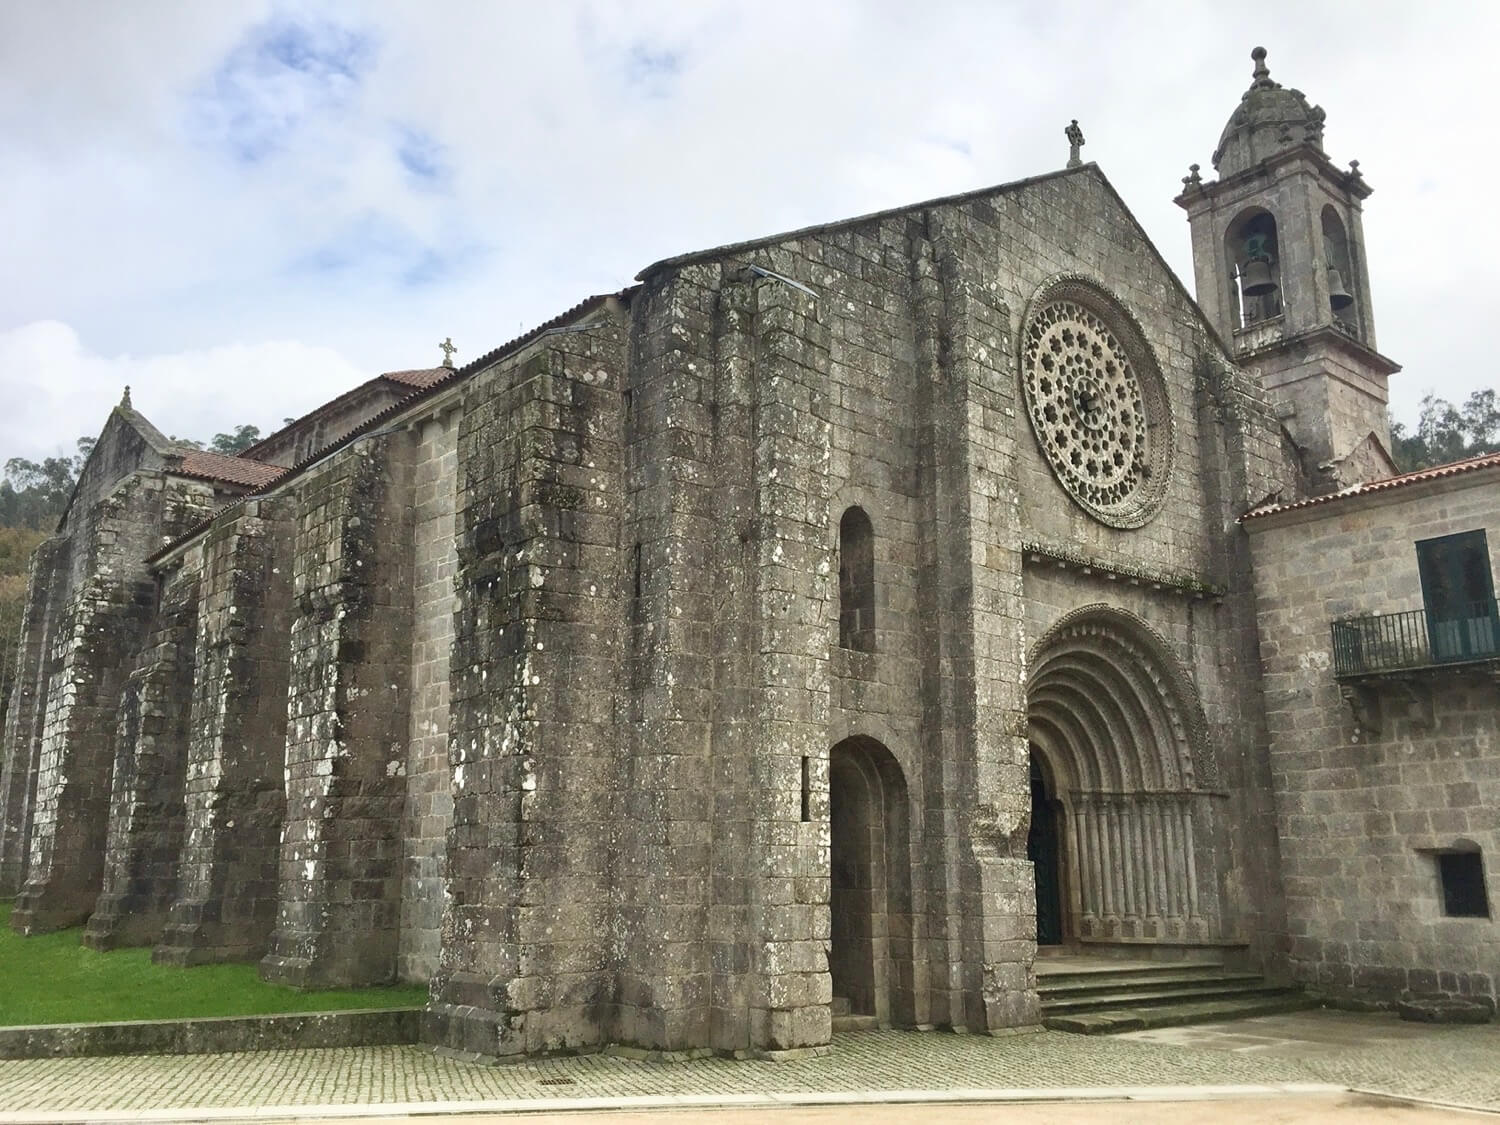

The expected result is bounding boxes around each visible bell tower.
[1177,47,1400,479]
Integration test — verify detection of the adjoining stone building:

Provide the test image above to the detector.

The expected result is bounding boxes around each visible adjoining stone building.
[1,47,1495,1057]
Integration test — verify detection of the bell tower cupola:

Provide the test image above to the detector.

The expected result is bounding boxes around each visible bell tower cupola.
[1176,47,1400,478]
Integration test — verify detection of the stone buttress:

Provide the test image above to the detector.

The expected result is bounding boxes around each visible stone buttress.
[260,438,415,987]
[0,537,67,898]
[425,319,628,1055]
[84,565,201,948]
[12,475,185,933]
[156,501,295,964]
[910,212,1036,1031]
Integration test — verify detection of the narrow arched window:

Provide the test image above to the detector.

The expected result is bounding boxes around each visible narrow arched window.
[838,506,875,652]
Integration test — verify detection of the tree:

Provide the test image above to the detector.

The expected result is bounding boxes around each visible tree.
[1390,390,1500,472]
[210,425,261,455]
[0,438,94,530]
[0,527,47,734]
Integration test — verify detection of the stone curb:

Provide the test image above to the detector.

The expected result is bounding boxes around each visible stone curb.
[0,1009,422,1060]
[0,1083,1351,1123]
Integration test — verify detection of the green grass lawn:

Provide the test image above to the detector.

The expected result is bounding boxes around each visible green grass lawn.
[0,902,428,1026]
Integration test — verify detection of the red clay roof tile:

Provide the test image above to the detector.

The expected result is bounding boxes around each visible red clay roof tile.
[1243,449,1500,521]
[175,450,287,489]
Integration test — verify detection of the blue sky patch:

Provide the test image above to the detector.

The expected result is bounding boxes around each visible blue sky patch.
[395,126,450,187]
[290,212,482,290]
[188,16,377,163]
[625,43,683,96]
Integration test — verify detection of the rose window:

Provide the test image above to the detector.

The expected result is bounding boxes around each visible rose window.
[1020,280,1173,527]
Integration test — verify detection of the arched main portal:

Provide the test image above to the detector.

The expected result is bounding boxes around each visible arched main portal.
[828,736,914,1024]
[1026,606,1221,944]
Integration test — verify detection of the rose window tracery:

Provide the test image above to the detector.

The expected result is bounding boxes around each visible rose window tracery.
[1019,279,1173,527]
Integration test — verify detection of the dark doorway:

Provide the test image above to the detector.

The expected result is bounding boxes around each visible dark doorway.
[1028,753,1064,946]
[1417,530,1498,662]
[827,737,913,1024]
[829,752,875,1015]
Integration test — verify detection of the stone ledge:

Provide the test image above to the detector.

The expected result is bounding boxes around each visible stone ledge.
[0,1007,421,1059]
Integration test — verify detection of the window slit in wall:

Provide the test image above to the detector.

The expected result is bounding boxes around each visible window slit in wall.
[838,506,876,652]
[801,756,811,822]
[633,541,643,602]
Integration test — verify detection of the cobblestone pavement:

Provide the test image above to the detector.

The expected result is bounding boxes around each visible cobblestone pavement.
[1121,1010,1500,1110]
[318,1099,1485,1125]
[0,1015,1496,1119]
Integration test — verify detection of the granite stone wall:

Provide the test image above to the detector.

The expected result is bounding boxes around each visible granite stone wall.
[0,537,68,897]
[84,567,201,949]
[260,437,415,988]
[398,413,459,983]
[426,320,628,1056]
[157,501,295,965]
[1247,471,1500,1008]
[0,163,1327,1057]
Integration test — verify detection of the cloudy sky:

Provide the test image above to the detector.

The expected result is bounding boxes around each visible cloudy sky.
[2,1,1494,464]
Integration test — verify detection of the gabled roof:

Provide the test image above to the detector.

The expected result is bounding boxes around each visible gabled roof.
[380,367,451,390]
[173,449,286,489]
[237,368,439,461]
[147,291,628,567]
[1243,448,1500,521]
[634,162,1234,361]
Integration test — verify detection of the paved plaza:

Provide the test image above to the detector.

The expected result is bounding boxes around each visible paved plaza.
[0,1011,1497,1121]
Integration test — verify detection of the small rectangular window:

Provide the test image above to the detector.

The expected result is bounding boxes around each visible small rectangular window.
[1436,851,1490,918]
[800,756,811,823]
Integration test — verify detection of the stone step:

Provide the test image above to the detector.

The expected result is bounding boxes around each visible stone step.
[1036,963,1232,989]
[1039,971,1265,1000]
[832,1014,879,1033]
[1041,980,1291,1015]
[1044,991,1316,1035]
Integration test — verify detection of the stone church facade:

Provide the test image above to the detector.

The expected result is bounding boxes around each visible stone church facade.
[2,49,1495,1057]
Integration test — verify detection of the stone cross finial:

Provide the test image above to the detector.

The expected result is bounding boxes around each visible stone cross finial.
[121,385,132,409]
[439,336,456,369]
[1251,46,1272,87]
[1065,119,1085,168]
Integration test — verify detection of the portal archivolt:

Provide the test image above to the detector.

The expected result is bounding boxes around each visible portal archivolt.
[1026,605,1221,943]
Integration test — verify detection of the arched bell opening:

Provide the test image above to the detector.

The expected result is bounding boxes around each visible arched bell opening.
[1321,205,1360,331]
[828,736,914,1025]
[1026,607,1221,946]
[1225,208,1283,329]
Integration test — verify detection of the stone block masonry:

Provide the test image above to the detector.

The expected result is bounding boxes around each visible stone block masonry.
[11,476,192,934]
[0,149,1419,1063]
[156,501,295,965]
[84,568,201,949]
[0,537,67,897]
[426,320,628,1057]
[398,413,459,983]
[1247,476,1500,1011]
[260,437,416,988]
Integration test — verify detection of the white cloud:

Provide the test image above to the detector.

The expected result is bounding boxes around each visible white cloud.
[0,0,1495,463]
[0,321,366,459]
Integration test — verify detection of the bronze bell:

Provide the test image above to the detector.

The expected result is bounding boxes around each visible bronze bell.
[1241,258,1277,297]
[1327,266,1354,311]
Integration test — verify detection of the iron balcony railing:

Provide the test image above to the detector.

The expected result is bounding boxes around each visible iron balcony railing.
[1331,600,1500,678]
